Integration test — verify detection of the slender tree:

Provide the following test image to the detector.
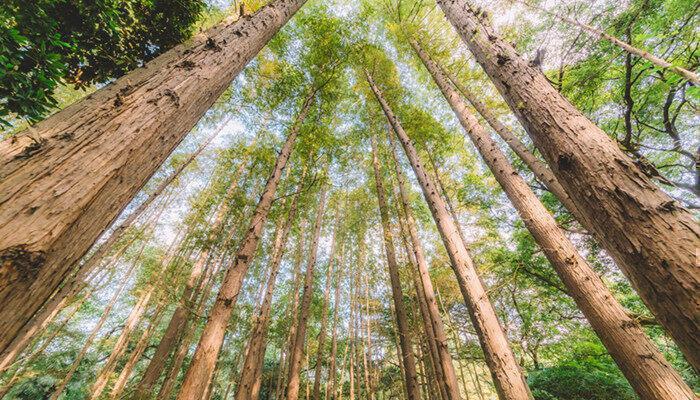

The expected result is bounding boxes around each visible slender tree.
[369,134,421,400]
[286,182,329,400]
[0,0,309,353]
[437,0,700,370]
[411,36,696,399]
[366,70,531,399]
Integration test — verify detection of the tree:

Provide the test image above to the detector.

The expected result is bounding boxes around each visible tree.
[437,0,700,371]
[0,0,309,354]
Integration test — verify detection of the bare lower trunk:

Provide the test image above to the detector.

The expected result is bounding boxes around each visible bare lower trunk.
[0,0,309,353]
[286,184,328,400]
[413,37,695,399]
[366,70,530,399]
[437,0,700,372]
[176,96,310,400]
[370,135,421,400]
[235,179,302,400]
[327,263,342,400]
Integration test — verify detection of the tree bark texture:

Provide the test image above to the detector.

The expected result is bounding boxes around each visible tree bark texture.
[0,0,308,354]
[437,0,700,371]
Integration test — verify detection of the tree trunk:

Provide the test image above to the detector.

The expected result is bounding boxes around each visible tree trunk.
[411,36,696,399]
[176,95,311,400]
[313,216,340,400]
[440,69,582,224]
[370,134,422,400]
[134,145,255,399]
[235,178,302,400]
[437,0,700,372]
[517,0,699,84]
[109,305,165,399]
[366,71,530,400]
[0,0,309,353]
[286,183,328,400]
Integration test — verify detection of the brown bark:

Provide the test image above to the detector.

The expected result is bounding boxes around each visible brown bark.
[412,37,696,399]
[370,134,421,400]
[48,245,143,400]
[389,142,460,400]
[440,69,582,224]
[235,177,302,400]
[438,0,700,371]
[517,0,699,84]
[109,305,165,399]
[134,144,254,398]
[366,71,530,400]
[286,183,329,400]
[176,95,310,400]
[0,0,309,353]
[312,217,340,400]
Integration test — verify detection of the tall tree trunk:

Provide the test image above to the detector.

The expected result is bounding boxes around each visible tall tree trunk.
[439,68,582,223]
[286,184,329,400]
[437,0,700,371]
[411,37,696,399]
[48,245,143,400]
[386,127,464,400]
[0,0,309,353]
[366,71,530,400]
[176,95,311,400]
[313,216,341,400]
[109,305,165,400]
[370,134,421,400]
[235,177,302,400]
[134,145,255,398]
[516,0,699,84]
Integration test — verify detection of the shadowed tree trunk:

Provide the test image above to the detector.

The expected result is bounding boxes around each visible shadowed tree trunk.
[437,0,700,371]
[366,70,530,399]
[286,183,328,400]
[327,258,343,400]
[411,36,696,399]
[0,132,215,373]
[370,134,421,400]
[0,0,309,354]
[176,94,312,400]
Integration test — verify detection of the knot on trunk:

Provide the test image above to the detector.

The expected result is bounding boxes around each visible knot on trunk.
[0,245,46,282]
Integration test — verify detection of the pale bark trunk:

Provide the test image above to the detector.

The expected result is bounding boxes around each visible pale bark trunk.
[134,146,254,398]
[370,135,421,400]
[366,71,530,399]
[48,246,142,400]
[313,217,340,400]
[286,184,329,400]
[109,305,165,399]
[517,0,699,84]
[235,178,302,400]
[412,37,696,399]
[176,95,310,400]
[0,0,309,353]
[361,274,374,399]
[438,0,700,371]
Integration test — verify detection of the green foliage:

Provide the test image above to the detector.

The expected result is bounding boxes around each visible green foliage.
[0,0,204,125]
[528,360,637,400]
